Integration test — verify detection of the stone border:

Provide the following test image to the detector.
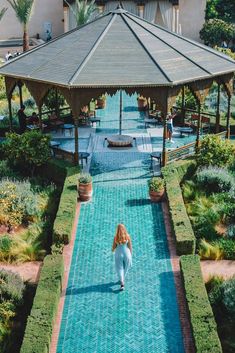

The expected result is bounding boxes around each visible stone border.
[162,201,195,353]
[50,203,80,353]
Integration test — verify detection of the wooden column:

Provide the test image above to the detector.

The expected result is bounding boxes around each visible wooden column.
[181,86,185,125]
[74,116,79,165]
[195,103,201,151]
[162,114,168,166]
[215,83,220,134]
[226,95,231,139]
[7,96,13,131]
[18,82,23,108]
[55,88,60,118]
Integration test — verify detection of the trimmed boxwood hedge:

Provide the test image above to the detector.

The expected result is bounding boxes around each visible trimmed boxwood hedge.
[53,165,80,244]
[20,254,64,353]
[162,162,196,255]
[180,255,222,353]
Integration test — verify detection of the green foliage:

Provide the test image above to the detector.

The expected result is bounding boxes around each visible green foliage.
[0,179,40,230]
[199,239,223,260]
[53,166,80,245]
[197,135,235,168]
[222,278,235,316]
[176,88,197,110]
[213,238,235,260]
[78,172,92,184]
[43,89,65,111]
[196,166,235,194]
[65,0,97,26]
[0,8,7,21]
[180,255,222,353]
[148,176,164,192]
[4,131,51,175]
[20,254,63,353]
[0,160,19,179]
[226,224,235,238]
[215,46,235,60]
[205,0,235,23]
[0,269,25,305]
[0,269,25,350]
[200,19,235,47]
[7,0,34,25]
[162,164,196,255]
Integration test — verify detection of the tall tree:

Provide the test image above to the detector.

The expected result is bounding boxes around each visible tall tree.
[65,0,97,26]
[7,0,34,52]
[0,7,7,21]
[205,0,235,23]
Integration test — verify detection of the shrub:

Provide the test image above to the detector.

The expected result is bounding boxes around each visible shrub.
[53,166,79,245]
[180,255,222,352]
[4,131,51,176]
[0,179,40,230]
[222,277,235,316]
[78,172,92,184]
[0,269,25,305]
[196,166,235,194]
[200,19,235,47]
[162,164,196,255]
[20,254,64,353]
[214,238,235,260]
[148,176,164,192]
[226,224,235,238]
[24,97,35,109]
[199,239,223,260]
[0,160,19,179]
[197,135,235,168]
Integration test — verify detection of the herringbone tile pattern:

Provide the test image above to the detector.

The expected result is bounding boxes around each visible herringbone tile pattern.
[57,152,184,353]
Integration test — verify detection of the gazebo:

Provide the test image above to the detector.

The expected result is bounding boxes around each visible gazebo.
[0,6,234,165]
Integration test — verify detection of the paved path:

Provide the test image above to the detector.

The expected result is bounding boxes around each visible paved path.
[56,152,184,353]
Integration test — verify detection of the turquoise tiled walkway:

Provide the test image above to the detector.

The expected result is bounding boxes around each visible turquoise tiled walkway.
[57,152,185,353]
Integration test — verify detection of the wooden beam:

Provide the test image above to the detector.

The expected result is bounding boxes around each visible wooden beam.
[195,103,201,151]
[162,114,167,166]
[7,96,13,131]
[215,84,220,134]
[74,116,79,165]
[181,85,185,125]
[226,95,231,139]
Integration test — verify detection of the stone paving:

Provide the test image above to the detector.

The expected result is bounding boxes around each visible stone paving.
[56,152,185,353]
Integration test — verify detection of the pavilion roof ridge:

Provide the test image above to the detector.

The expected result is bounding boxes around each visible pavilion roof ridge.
[120,13,173,83]
[68,13,117,86]
[125,12,235,65]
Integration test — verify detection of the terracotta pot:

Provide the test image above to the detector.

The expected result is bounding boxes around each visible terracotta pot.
[149,189,164,203]
[97,98,106,109]
[78,182,92,202]
[137,98,147,111]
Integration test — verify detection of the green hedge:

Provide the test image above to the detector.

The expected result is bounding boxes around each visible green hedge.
[174,158,197,183]
[20,254,64,353]
[38,159,71,185]
[162,163,196,255]
[53,165,80,244]
[180,255,222,353]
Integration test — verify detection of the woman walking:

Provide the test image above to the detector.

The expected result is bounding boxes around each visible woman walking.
[112,224,132,291]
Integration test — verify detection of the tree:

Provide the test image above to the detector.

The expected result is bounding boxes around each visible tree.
[7,0,34,52]
[65,0,97,26]
[205,0,235,23]
[0,8,7,21]
[200,19,235,47]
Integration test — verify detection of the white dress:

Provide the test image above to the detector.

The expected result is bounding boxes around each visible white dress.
[115,241,132,283]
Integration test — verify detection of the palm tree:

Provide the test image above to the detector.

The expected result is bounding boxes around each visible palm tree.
[65,0,97,26]
[7,0,34,52]
[0,8,7,21]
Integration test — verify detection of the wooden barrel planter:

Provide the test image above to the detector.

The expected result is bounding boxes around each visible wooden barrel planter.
[149,189,164,203]
[78,173,92,202]
[97,97,106,109]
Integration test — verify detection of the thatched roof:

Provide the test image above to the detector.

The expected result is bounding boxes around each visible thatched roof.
[0,7,234,88]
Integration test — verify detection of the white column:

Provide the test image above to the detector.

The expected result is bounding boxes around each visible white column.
[172,6,176,32]
[63,7,69,33]
[138,5,144,18]
[175,6,179,34]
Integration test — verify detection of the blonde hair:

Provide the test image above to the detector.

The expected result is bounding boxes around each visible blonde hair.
[115,224,130,244]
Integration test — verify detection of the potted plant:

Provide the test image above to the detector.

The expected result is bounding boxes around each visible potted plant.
[148,177,165,202]
[137,96,148,111]
[78,173,92,202]
[97,95,106,109]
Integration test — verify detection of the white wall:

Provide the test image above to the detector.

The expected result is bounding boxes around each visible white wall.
[0,0,64,40]
[179,0,206,42]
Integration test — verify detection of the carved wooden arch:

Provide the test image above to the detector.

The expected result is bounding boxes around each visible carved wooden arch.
[188,78,213,105]
[5,76,18,99]
[217,73,234,98]
[23,80,52,107]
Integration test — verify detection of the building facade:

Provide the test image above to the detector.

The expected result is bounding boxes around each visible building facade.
[65,0,207,42]
[0,0,64,41]
[0,0,206,42]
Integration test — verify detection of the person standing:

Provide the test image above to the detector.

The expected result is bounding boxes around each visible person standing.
[112,224,132,291]
[17,105,27,134]
[166,109,176,143]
